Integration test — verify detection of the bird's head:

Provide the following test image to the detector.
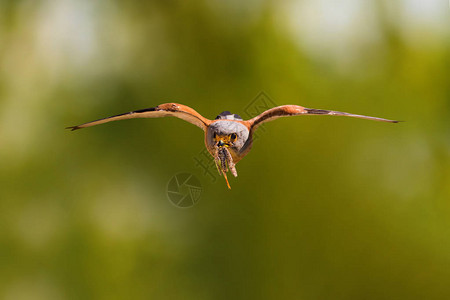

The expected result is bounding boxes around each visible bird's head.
[206,121,249,157]
[206,120,250,188]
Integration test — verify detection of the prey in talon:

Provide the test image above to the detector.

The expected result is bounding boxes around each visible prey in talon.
[67,102,399,189]
[213,136,238,189]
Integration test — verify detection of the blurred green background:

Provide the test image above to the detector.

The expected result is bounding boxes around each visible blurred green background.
[1,0,449,299]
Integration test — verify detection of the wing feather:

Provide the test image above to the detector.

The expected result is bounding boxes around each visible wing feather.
[66,103,210,131]
[248,105,399,131]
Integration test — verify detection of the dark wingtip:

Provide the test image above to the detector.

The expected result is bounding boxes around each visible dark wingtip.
[66,126,80,131]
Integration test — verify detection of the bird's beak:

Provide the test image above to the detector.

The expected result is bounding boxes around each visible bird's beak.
[215,135,232,148]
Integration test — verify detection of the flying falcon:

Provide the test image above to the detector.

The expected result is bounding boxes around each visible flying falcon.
[67,103,398,189]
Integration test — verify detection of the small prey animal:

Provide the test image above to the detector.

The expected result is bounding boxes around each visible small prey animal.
[67,103,399,188]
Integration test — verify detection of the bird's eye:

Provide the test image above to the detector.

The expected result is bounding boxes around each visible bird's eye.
[213,132,217,139]
[230,133,237,141]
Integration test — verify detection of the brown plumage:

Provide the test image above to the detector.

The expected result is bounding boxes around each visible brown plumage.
[67,103,399,188]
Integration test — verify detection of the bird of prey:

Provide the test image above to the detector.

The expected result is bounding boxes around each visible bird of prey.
[67,103,398,189]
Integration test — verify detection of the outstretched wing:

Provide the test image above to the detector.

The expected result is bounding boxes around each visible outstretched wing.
[66,103,211,131]
[248,105,399,131]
